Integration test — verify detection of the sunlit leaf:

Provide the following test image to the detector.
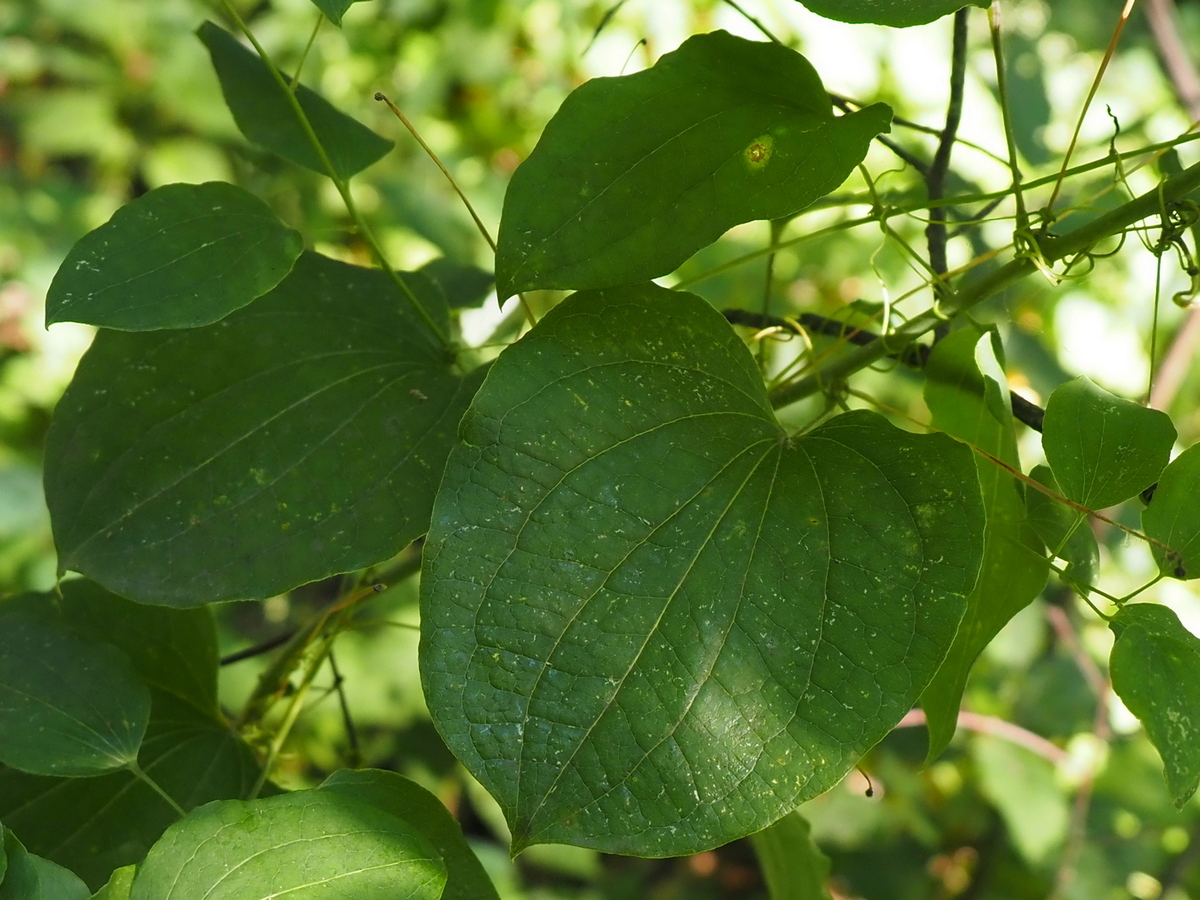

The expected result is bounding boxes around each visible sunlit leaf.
[1026,465,1099,588]
[46,182,303,331]
[1110,603,1200,807]
[320,769,499,900]
[793,0,989,28]
[0,617,150,777]
[129,791,446,900]
[750,811,832,900]
[91,866,136,900]
[1142,443,1200,580]
[919,328,1047,762]
[495,31,890,297]
[46,252,480,606]
[198,22,391,180]
[421,283,983,854]
[1043,376,1175,511]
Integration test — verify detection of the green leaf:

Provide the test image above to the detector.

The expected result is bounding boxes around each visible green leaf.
[419,259,494,310]
[750,811,832,900]
[320,769,499,900]
[0,723,260,892]
[1109,603,1200,806]
[1142,443,1200,580]
[90,867,136,900]
[129,791,446,900]
[308,0,366,26]
[1043,376,1175,511]
[793,0,989,28]
[56,580,219,722]
[197,22,392,180]
[28,856,90,900]
[972,735,1068,865]
[421,283,984,855]
[0,617,150,777]
[1026,465,1099,588]
[0,830,38,900]
[494,31,890,297]
[46,183,304,331]
[919,328,1048,762]
[46,251,480,606]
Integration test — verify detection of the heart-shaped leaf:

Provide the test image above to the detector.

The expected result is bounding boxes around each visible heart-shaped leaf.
[130,791,446,900]
[918,329,1047,762]
[421,283,984,855]
[1142,443,1200,580]
[793,0,989,28]
[320,769,499,900]
[0,617,150,777]
[198,22,391,180]
[494,31,890,297]
[1043,376,1175,511]
[46,182,303,331]
[45,252,481,606]
[1109,603,1200,806]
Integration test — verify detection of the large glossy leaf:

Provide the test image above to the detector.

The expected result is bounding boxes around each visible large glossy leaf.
[1110,603,1200,806]
[46,183,303,331]
[0,617,150,778]
[750,811,831,900]
[130,791,446,900]
[46,251,481,606]
[1142,443,1200,580]
[794,0,988,28]
[320,769,499,900]
[1043,377,1175,511]
[421,283,984,855]
[0,722,260,892]
[919,329,1047,762]
[494,31,890,297]
[198,22,391,180]
[1026,465,1099,588]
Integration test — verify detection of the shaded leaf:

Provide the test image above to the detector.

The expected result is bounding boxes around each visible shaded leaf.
[46,182,303,331]
[920,328,1047,762]
[1026,464,1099,587]
[0,617,150,777]
[320,769,499,900]
[0,830,38,900]
[793,0,989,27]
[1110,603,1200,807]
[57,580,220,722]
[421,283,983,855]
[494,31,890,297]
[1142,443,1200,580]
[129,791,446,900]
[750,811,832,900]
[46,252,481,606]
[419,259,494,310]
[28,856,89,900]
[1043,376,1175,511]
[0,722,260,892]
[198,22,391,180]
[308,0,366,26]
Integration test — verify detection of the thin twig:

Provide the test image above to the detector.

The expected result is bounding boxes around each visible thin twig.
[896,708,1068,765]
[1045,603,1106,697]
[989,4,1029,234]
[719,0,783,44]
[328,649,361,767]
[221,630,296,666]
[926,9,970,304]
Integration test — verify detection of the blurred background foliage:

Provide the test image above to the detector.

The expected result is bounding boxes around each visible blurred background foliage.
[6,0,1200,897]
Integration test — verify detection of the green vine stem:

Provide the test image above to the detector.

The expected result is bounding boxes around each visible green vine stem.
[218,0,451,351]
[769,157,1200,409]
